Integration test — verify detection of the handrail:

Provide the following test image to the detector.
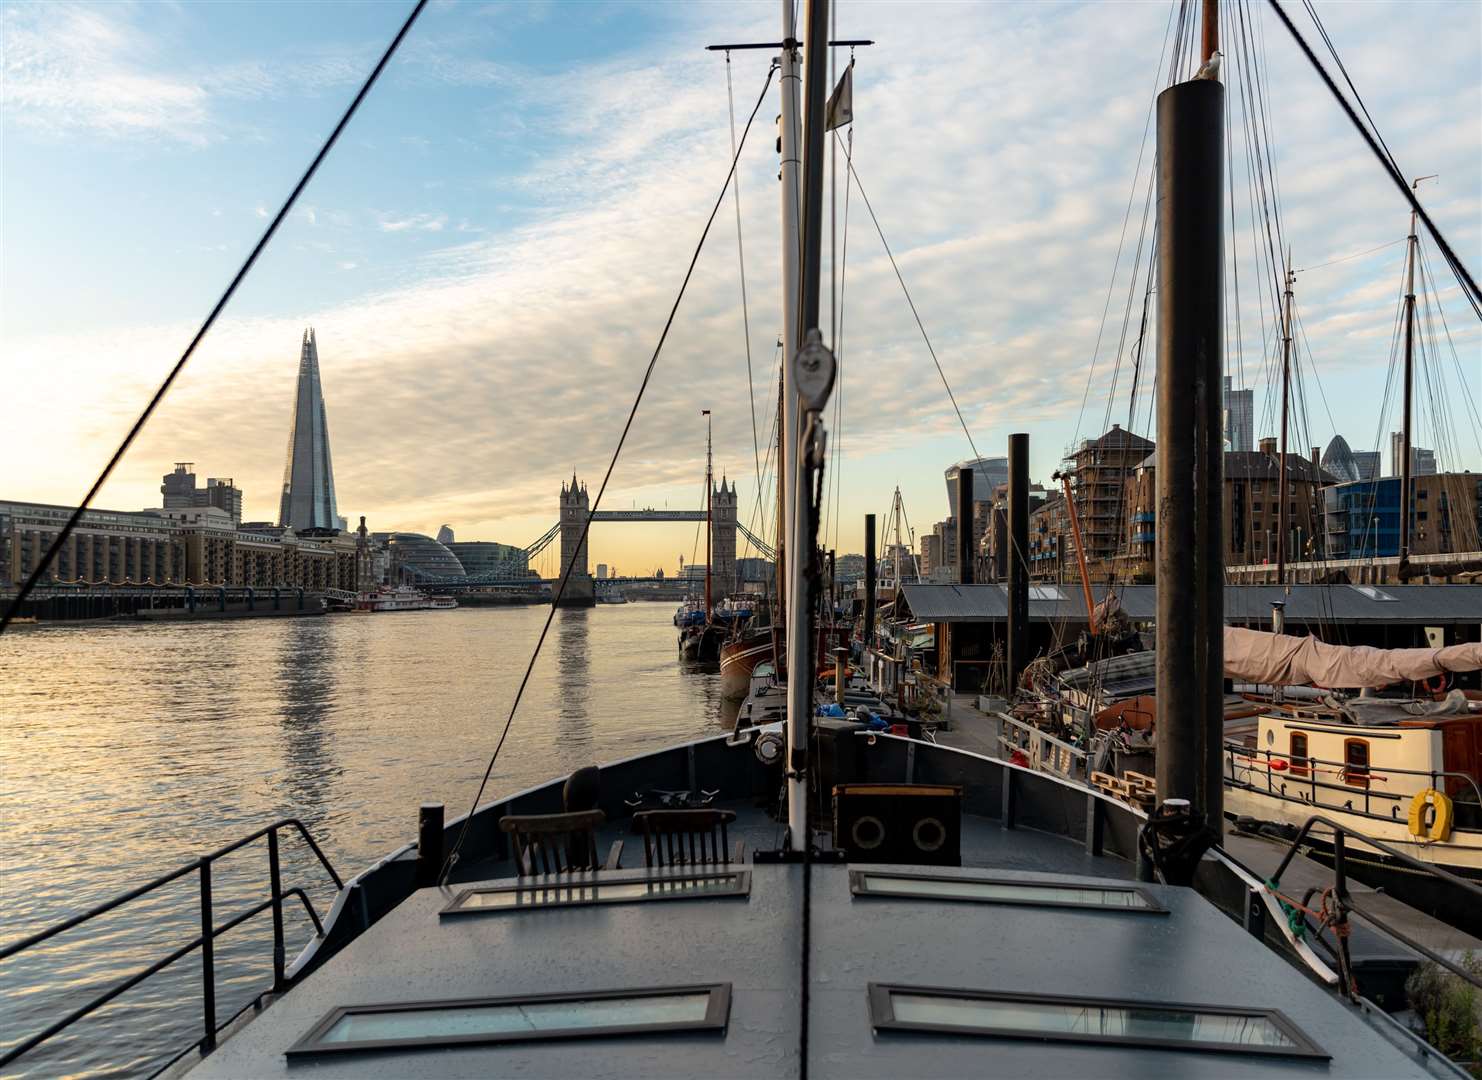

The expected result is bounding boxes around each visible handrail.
[1265,814,1482,991]
[0,818,341,1069]
[1224,741,1482,815]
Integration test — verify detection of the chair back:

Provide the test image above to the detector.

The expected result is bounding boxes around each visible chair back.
[632,808,739,869]
[498,809,606,876]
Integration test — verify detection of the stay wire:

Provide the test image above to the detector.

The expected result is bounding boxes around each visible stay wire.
[439,62,778,885]
[833,131,980,464]
[1267,0,1482,313]
[0,0,429,635]
[724,52,765,534]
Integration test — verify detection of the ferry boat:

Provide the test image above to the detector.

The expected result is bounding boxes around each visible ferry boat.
[353,586,457,613]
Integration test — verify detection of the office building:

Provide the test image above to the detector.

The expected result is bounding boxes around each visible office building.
[1389,432,1437,478]
[279,328,346,533]
[160,463,244,525]
[1222,376,1254,452]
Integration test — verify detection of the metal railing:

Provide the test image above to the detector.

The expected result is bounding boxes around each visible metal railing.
[1224,741,1482,824]
[1264,814,1482,993]
[0,818,342,1068]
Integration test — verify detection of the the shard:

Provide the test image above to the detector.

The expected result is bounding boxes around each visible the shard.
[278,328,346,532]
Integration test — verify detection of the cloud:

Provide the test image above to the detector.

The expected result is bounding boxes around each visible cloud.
[1,5,213,143]
[2,0,1478,564]
[0,4,371,144]
[378,213,448,233]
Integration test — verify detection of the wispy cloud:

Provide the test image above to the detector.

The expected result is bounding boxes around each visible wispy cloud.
[2,1,1477,564]
[378,213,448,233]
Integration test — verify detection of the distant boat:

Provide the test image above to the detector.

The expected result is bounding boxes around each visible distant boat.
[352,586,456,612]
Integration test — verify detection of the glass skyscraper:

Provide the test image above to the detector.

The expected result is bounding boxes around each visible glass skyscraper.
[278,328,346,532]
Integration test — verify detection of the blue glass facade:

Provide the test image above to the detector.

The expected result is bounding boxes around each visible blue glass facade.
[1324,478,1402,558]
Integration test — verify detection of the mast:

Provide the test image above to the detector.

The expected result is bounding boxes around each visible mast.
[779,1,802,636]
[704,409,714,616]
[1399,175,1435,577]
[782,0,832,849]
[1277,257,1293,583]
[1154,0,1225,856]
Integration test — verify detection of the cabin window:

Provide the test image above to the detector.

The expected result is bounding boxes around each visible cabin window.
[442,871,750,917]
[849,870,1164,914]
[1343,739,1370,787]
[287,985,731,1056]
[867,985,1327,1059]
[1289,733,1310,777]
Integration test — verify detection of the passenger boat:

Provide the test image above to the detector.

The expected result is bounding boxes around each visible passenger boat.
[1224,694,1482,915]
[4,2,1480,1078]
[353,586,457,612]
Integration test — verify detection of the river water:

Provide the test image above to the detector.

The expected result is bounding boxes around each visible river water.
[0,602,731,1079]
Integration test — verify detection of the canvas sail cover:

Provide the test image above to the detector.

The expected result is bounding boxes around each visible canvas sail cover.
[1224,626,1482,689]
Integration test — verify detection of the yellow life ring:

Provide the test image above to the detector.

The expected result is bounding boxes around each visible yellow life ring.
[1407,788,1454,842]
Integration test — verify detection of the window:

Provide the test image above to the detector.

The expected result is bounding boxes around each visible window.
[867,985,1327,1060]
[1252,480,1263,494]
[287,985,731,1057]
[1288,733,1309,777]
[442,872,750,916]
[849,871,1165,914]
[1343,739,1370,788]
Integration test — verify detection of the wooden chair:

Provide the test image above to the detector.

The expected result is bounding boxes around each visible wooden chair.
[498,810,623,877]
[631,809,744,869]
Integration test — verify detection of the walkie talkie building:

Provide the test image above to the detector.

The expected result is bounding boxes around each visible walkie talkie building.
[278,328,346,533]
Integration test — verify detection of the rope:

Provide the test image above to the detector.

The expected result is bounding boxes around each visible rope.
[724,52,765,531]
[438,62,778,885]
[0,0,429,635]
[1267,0,1481,316]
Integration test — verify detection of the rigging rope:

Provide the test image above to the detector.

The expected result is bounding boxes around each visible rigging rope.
[0,0,430,635]
[832,132,983,464]
[438,62,778,884]
[1267,0,1482,316]
[724,52,765,536]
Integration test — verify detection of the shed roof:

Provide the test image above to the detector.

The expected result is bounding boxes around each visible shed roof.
[898,583,1482,625]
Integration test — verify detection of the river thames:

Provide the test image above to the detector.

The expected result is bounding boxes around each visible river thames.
[0,602,732,1078]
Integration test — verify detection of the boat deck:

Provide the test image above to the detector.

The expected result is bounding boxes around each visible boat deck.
[186,799,1451,1079]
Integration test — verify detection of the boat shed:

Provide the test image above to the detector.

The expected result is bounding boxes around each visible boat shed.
[898,584,1482,692]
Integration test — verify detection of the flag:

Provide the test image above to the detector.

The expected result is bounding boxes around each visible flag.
[825,62,853,131]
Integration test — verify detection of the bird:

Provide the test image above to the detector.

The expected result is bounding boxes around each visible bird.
[1195,50,1223,81]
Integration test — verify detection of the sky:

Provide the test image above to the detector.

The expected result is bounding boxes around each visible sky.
[2,0,1479,577]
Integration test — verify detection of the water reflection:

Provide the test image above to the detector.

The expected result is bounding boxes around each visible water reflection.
[274,618,343,818]
[555,609,592,747]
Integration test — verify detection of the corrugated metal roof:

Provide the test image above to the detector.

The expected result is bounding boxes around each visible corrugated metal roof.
[899,583,1482,625]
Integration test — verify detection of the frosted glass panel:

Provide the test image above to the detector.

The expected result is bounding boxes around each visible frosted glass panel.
[322,993,713,1044]
[889,994,1298,1049]
[860,875,1152,909]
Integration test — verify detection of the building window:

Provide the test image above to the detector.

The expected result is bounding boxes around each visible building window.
[1288,733,1309,777]
[1343,739,1370,788]
[1252,481,1263,494]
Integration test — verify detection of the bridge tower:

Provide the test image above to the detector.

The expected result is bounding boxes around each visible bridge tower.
[711,476,737,594]
[557,474,596,607]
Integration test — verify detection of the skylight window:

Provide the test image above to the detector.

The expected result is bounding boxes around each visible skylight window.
[287,985,731,1057]
[1348,584,1397,601]
[441,871,749,917]
[849,871,1165,914]
[868,985,1327,1059]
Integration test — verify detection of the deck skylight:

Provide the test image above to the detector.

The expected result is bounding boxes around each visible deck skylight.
[868,985,1327,1059]
[849,870,1165,913]
[287,985,731,1056]
[441,871,750,916]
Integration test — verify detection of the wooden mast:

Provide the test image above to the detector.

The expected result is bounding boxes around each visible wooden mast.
[704,409,714,616]
[1277,256,1293,583]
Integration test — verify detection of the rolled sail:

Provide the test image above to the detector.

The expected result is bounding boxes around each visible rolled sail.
[1224,626,1482,689]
